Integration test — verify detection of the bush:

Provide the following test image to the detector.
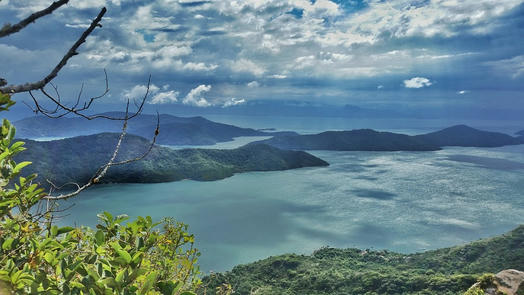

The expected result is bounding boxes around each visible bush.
[0,94,201,294]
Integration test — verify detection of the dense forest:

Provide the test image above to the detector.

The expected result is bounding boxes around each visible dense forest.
[202,225,524,294]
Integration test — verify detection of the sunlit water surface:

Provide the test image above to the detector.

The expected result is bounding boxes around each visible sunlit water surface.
[59,143,524,272]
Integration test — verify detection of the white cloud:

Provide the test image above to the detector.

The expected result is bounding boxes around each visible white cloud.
[182,62,218,71]
[183,84,212,107]
[65,23,90,29]
[230,59,266,76]
[122,84,178,104]
[151,90,179,104]
[377,85,384,89]
[122,84,160,101]
[403,77,432,88]
[247,81,260,88]
[269,74,287,79]
[223,97,246,107]
[457,90,470,95]
[291,0,341,18]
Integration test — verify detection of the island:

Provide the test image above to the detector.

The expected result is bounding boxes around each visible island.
[413,125,524,147]
[17,133,328,186]
[251,125,524,151]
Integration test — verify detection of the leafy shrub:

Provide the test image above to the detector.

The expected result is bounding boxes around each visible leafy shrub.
[0,96,201,294]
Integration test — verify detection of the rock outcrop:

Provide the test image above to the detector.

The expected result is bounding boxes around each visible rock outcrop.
[465,269,524,295]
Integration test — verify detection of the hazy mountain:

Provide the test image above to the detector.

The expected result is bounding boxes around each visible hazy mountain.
[516,130,524,137]
[16,133,328,186]
[13,112,281,145]
[413,125,524,147]
[251,129,441,151]
[202,225,524,295]
[253,125,523,151]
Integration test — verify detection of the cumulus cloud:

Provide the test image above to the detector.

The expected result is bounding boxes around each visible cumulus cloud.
[247,81,260,88]
[183,84,212,107]
[1,0,523,108]
[403,77,432,88]
[122,84,178,104]
[151,90,179,104]
[230,59,265,76]
[122,84,159,101]
[223,97,246,107]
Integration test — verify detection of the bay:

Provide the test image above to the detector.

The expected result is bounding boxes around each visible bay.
[59,144,524,273]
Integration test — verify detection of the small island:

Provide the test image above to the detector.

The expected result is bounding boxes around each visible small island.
[252,125,524,151]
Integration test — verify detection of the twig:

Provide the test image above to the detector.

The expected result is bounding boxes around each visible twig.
[0,0,70,38]
[43,108,160,201]
[26,73,149,121]
[0,7,106,94]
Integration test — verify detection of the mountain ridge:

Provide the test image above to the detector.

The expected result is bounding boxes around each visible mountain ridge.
[252,125,524,151]
[13,112,296,146]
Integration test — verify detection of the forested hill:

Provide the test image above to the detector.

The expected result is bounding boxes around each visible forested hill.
[202,225,524,295]
[16,133,328,186]
[13,113,293,145]
[251,125,524,151]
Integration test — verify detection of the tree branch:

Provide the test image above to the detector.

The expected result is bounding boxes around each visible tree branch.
[42,108,160,201]
[0,0,70,38]
[26,73,150,121]
[0,7,106,94]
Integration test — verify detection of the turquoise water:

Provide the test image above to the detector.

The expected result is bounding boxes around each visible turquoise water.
[59,144,524,273]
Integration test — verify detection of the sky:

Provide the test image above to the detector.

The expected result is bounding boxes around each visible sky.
[0,0,523,119]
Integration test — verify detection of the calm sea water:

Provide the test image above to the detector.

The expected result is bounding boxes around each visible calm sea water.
[59,143,524,273]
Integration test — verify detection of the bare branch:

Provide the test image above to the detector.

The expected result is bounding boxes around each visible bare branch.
[26,73,150,121]
[0,7,106,94]
[43,109,160,201]
[0,0,70,38]
[109,111,160,166]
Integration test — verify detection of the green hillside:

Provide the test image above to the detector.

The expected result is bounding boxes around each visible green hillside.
[16,133,328,186]
[202,225,524,295]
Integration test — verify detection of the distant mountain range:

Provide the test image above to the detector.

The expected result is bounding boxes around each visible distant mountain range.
[251,125,524,151]
[16,133,328,186]
[516,130,524,137]
[13,112,296,146]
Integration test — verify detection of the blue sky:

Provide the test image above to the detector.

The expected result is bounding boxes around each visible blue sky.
[0,0,523,116]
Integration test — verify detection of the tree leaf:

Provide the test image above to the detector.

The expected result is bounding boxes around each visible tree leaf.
[139,272,158,295]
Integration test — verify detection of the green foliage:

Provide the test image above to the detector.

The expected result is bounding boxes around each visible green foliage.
[0,117,201,294]
[0,93,15,112]
[202,226,524,295]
